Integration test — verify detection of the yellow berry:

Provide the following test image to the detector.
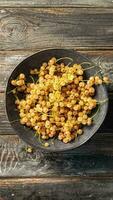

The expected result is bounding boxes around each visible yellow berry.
[103,76,110,84]
[11,80,16,86]
[19,73,25,79]
[44,142,49,147]
[76,69,83,75]
[77,129,83,135]
[26,147,33,153]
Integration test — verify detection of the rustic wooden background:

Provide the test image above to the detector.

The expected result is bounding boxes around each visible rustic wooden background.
[0,1,113,199]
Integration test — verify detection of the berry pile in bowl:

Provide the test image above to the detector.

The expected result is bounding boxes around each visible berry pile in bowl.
[6,49,109,151]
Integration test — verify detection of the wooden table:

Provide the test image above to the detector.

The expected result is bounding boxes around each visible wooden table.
[0,1,113,199]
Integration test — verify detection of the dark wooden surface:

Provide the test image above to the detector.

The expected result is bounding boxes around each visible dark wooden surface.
[1,8,113,50]
[1,177,113,200]
[0,0,113,7]
[0,1,113,200]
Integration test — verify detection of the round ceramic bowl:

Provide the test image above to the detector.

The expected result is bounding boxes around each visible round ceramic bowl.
[6,49,108,152]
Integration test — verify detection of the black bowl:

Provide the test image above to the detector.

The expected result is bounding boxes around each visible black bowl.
[5,49,108,152]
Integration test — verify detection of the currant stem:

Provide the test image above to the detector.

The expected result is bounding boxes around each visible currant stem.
[7,88,16,94]
[80,62,92,66]
[30,75,35,83]
[10,119,19,123]
[56,57,73,63]
[91,105,100,119]
[95,70,102,76]
[14,94,19,100]
[97,98,108,104]
[37,132,44,145]
[83,65,96,71]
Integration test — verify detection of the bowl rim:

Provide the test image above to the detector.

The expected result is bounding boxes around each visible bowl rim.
[5,48,109,152]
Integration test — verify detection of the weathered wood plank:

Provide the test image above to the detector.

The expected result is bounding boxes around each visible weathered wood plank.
[0,134,113,177]
[1,177,113,200]
[0,93,15,133]
[0,50,113,92]
[0,0,113,8]
[0,8,113,50]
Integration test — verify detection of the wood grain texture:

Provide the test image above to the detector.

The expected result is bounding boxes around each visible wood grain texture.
[0,0,113,8]
[0,8,113,50]
[0,2,113,198]
[1,177,113,200]
[0,134,113,177]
